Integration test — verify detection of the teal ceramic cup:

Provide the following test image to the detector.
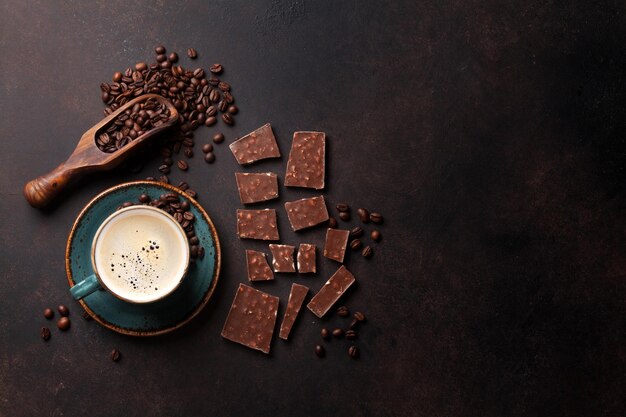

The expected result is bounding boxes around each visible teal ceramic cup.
[70,205,190,304]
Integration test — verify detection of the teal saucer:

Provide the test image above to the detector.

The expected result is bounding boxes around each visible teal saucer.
[66,181,221,336]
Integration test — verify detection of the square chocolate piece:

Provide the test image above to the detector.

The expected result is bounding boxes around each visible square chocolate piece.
[284,131,326,190]
[229,123,281,165]
[323,228,350,263]
[279,283,309,340]
[236,209,280,240]
[297,243,316,273]
[221,284,280,354]
[235,172,279,204]
[246,250,274,281]
[269,244,296,273]
[284,196,329,231]
[307,266,356,318]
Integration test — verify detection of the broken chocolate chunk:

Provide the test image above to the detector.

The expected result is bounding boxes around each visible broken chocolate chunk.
[284,131,326,190]
[323,228,350,263]
[284,196,329,231]
[235,172,279,204]
[297,243,316,273]
[229,123,280,165]
[269,244,296,273]
[307,265,356,318]
[236,209,280,240]
[279,283,309,340]
[221,284,280,354]
[246,250,274,281]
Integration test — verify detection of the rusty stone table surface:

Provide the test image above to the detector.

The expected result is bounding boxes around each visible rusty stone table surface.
[0,1,625,416]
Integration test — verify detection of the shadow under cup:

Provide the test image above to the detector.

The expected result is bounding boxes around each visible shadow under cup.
[71,205,190,304]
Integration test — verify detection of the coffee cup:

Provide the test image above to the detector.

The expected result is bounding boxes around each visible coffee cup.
[70,205,190,303]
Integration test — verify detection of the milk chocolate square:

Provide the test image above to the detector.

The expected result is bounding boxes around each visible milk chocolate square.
[284,131,326,190]
[307,266,356,318]
[229,123,281,165]
[323,228,350,263]
[235,172,279,204]
[246,250,274,281]
[284,196,329,231]
[269,244,296,273]
[221,284,279,354]
[297,243,316,273]
[279,283,309,340]
[236,209,280,240]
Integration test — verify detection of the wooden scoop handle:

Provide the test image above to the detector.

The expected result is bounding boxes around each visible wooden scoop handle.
[23,163,78,208]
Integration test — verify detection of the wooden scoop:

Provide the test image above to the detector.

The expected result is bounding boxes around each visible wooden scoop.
[24,94,178,208]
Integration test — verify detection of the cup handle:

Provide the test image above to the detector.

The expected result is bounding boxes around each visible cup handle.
[70,274,101,300]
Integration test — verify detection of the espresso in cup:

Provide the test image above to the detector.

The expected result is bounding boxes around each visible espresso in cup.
[71,205,190,303]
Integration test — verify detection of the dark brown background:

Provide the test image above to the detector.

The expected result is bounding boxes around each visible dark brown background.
[0,1,624,416]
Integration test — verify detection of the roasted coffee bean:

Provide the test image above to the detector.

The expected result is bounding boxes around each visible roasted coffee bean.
[357,208,370,223]
[354,311,366,322]
[339,211,351,221]
[361,246,373,258]
[44,308,54,319]
[168,52,178,62]
[348,345,359,359]
[336,203,349,212]
[135,62,147,71]
[210,63,223,74]
[346,330,358,340]
[177,181,189,191]
[206,105,217,116]
[156,53,167,63]
[181,201,190,211]
[370,212,383,224]
[177,160,189,171]
[190,245,199,258]
[315,345,326,358]
[41,327,51,341]
[187,47,198,59]
[159,175,169,184]
[328,217,338,228]
[228,105,238,114]
[185,189,197,198]
[184,148,194,158]
[112,71,123,83]
[222,113,234,125]
[57,317,70,331]
[158,164,170,174]
[204,152,215,163]
[202,143,213,153]
[350,239,362,250]
[121,202,133,208]
[218,81,230,92]
[110,349,121,362]
[371,230,382,242]
[332,328,344,338]
[350,227,364,238]
[58,305,69,317]
[183,211,195,221]
[218,100,228,112]
[213,133,224,143]
[205,116,217,126]
[189,236,199,245]
[349,318,359,330]
[155,45,165,54]
[321,328,330,340]
[337,306,350,317]
[193,68,205,79]
[163,157,173,166]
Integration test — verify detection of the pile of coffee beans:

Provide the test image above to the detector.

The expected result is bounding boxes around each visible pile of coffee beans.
[332,203,384,259]
[315,306,366,360]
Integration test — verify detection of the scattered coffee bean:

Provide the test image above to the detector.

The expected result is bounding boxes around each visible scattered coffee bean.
[155,45,165,54]
[58,305,69,317]
[332,328,344,338]
[361,245,373,258]
[336,203,349,212]
[177,160,189,171]
[370,212,383,224]
[187,47,198,59]
[205,116,217,126]
[110,349,121,362]
[184,148,194,158]
[350,239,362,250]
[328,217,338,228]
[354,311,366,322]
[348,345,359,359]
[213,133,224,143]
[350,227,364,238]
[345,330,358,340]
[204,152,215,163]
[159,175,169,184]
[135,62,147,71]
[139,194,150,203]
[168,52,178,62]
[349,318,359,330]
[337,306,350,317]
[185,189,197,198]
[183,211,195,221]
[339,211,351,221]
[315,345,326,358]
[357,208,370,223]
[158,164,170,174]
[202,143,213,153]
[222,113,234,125]
[210,63,223,74]
[228,105,238,114]
[189,236,199,245]
[57,317,70,331]
[371,230,382,242]
[112,71,123,83]
[321,328,330,340]
[44,308,54,319]
[41,327,51,341]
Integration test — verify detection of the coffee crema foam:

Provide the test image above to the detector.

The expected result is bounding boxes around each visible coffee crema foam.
[94,209,188,303]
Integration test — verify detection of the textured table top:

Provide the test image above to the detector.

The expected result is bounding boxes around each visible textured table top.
[0,1,624,416]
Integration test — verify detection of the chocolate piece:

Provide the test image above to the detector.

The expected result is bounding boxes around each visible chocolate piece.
[323,228,350,263]
[221,284,280,354]
[246,250,274,281]
[235,172,279,204]
[297,243,316,273]
[284,196,329,231]
[269,244,296,273]
[229,123,280,165]
[279,283,309,340]
[307,266,356,318]
[284,131,326,189]
[236,209,279,240]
